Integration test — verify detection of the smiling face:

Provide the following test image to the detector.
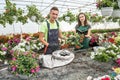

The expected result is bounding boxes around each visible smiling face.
[49,9,59,22]
[79,14,86,23]
[77,13,88,26]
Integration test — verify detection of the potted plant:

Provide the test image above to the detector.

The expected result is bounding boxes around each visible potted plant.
[117,0,120,8]
[9,50,40,78]
[96,0,114,16]
[59,10,76,24]
[27,5,44,24]
[112,1,120,17]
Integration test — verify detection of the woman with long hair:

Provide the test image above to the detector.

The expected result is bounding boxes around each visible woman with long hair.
[75,12,91,49]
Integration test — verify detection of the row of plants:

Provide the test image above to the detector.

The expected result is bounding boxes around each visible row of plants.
[1,0,120,27]
[0,0,44,27]
[91,28,120,33]
[96,0,120,17]
[90,31,120,62]
[0,33,44,76]
[0,29,120,77]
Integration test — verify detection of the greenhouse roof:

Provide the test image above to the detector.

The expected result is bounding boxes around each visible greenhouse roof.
[0,0,99,17]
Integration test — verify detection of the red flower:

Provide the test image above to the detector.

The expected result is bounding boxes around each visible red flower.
[108,38,114,43]
[101,77,110,80]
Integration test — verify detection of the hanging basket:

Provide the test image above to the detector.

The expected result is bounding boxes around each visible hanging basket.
[101,7,113,16]
[112,10,120,17]
[118,0,120,8]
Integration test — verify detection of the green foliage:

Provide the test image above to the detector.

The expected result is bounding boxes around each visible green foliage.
[0,0,45,27]
[113,2,120,10]
[10,50,40,76]
[94,53,110,62]
[27,5,44,24]
[96,0,114,9]
[91,28,120,33]
[59,11,76,24]
[90,14,103,23]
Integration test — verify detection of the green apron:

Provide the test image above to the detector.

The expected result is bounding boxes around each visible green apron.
[76,25,90,49]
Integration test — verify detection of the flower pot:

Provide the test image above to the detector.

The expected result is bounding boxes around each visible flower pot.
[112,10,120,17]
[101,7,113,16]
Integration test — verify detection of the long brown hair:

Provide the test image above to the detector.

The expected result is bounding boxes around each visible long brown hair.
[77,13,89,27]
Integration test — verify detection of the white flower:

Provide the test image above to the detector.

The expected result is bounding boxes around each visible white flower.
[41,45,44,48]
[90,52,95,59]
[106,50,110,53]
[87,76,92,80]
[19,48,25,52]
[114,75,120,80]
[110,50,114,53]
[117,55,120,58]
[0,51,6,55]
[33,44,37,48]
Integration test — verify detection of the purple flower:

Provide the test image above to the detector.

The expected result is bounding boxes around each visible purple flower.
[1,47,8,51]
[11,66,17,71]
[8,40,13,45]
[14,38,20,44]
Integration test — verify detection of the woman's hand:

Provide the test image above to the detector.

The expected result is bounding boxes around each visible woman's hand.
[85,35,91,38]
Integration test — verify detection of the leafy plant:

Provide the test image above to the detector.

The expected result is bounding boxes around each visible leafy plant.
[27,5,44,24]
[9,50,40,76]
[96,0,114,9]
[59,11,76,24]
[0,0,28,27]
[113,1,120,10]
[16,8,28,24]
[94,53,111,62]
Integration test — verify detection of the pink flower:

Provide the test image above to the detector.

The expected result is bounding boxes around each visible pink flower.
[10,50,14,54]
[12,57,16,61]
[26,37,31,41]
[30,69,35,73]
[11,66,17,71]
[24,52,29,55]
[35,66,40,72]
[32,54,36,58]
[1,47,8,51]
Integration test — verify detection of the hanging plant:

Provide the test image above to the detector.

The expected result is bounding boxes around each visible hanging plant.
[0,14,7,27]
[16,8,28,24]
[96,0,114,9]
[90,14,103,23]
[5,0,17,16]
[113,1,120,10]
[3,0,17,25]
[0,0,28,27]
[27,5,44,24]
[60,11,76,24]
